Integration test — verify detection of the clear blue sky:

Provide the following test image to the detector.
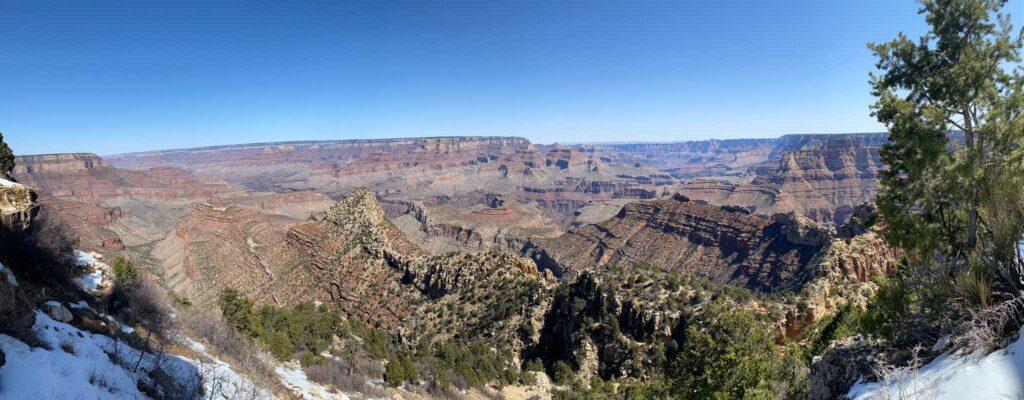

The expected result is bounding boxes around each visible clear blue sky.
[2,0,1021,155]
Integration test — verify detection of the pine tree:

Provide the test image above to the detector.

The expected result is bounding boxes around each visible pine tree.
[0,132,14,179]
[870,0,1023,268]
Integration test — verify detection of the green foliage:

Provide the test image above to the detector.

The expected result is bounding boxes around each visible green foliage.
[871,0,1023,272]
[857,272,913,338]
[351,322,389,360]
[218,288,259,338]
[716,285,754,303]
[664,299,807,399]
[384,355,416,387]
[300,352,325,367]
[168,291,192,309]
[267,332,293,360]
[804,303,863,359]
[430,340,519,388]
[955,259,995,307]
[111,255,139,285]
[551,360,576,386]
[0,132,13,178]
[218,288,343,362]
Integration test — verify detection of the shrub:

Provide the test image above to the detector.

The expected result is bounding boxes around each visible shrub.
[218,288,259,338]
[305,357,386,397]
[665,299,807,399]
[300,352,325,367]
[550,361,575,385]
[112,255,139,285]
[0,211,76,285]
[59,338,76,354]
[385,355,416,387]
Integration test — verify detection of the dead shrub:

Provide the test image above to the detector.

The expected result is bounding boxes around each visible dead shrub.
[951,291,1024,352]
[305,357,386,398]
[59,337,76,354]
[180,312,278,392]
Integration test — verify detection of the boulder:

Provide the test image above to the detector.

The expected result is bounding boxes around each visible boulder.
[809,335,886,400]
[44,301,73,323]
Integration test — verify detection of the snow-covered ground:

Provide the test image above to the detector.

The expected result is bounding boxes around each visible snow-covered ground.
[72,250,111,293]
[0,261,18,287]
[849,326,1024,399]
[0,177,15,187]
[73,250,99,266]
[277,362,352,400]
[0,308,274,399]
[76,269,104,291]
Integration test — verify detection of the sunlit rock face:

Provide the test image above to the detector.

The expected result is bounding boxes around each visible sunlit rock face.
[0,178,38,232]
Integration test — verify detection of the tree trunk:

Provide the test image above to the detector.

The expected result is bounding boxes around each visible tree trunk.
[964,104,978,252]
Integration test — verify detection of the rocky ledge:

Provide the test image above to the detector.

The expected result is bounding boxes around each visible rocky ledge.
[0,178,38,232]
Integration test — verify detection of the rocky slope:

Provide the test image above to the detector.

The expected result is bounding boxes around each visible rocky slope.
[526,194,830,293]
[158,188,553,348]
[680,133,887,224]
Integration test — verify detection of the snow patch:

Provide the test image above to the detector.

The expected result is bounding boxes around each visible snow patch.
[277,363,351,400]
[73,250,98,266]
[0,177,15,187]
[75,269,104,292]
[0,310,275,400]
[68,300,92,311]
[849,326,1024,399]
[0,261,17,287]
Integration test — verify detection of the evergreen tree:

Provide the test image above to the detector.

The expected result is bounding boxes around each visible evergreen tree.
[870,0,1023,274]
[0,132,14,179]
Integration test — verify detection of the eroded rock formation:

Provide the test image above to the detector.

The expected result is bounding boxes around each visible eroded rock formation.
[528,194,826,292]
[0,178,38,232]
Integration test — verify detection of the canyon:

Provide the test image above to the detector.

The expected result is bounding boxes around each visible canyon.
[6,133,899,396]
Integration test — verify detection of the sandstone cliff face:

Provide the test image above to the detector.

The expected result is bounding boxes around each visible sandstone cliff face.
[778,228,901,340]
[13,154,242,201]
[529,195,826,292]
[108,137,536,170]
[680,133,888,224]
[0,178,38,232]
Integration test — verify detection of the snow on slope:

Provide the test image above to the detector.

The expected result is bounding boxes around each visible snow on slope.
[849,326,1024,399]
[72,250,110,293]
[0,309,273,399]
[277,362,352,400]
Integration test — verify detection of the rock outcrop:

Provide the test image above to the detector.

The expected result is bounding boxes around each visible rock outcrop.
[0,178,37,232]
[528,194,826,292]
[680,133,888,224]
[809,335,889,400]
[533,268,691,381]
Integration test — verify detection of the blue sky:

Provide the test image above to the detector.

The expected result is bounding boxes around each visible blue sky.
[2,0,1021,155]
